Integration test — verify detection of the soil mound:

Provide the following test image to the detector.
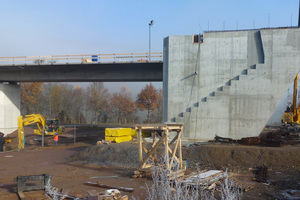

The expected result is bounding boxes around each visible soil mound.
[69,142,300,173]
[183,144,300,172]
[69,142,139,168]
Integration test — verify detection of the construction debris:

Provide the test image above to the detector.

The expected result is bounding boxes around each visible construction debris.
[180,170,227,189]
[270,190,300,200]
[133,166,186,180]
[213,129,300,147]
[177,170,256,193]
[14,174,129,200]
[229,176,256,192]
[253,166,269,183]
[239,137,261,145]
[14,174,51,200]
[213,135,239,143]
[86,188,129,200]
[84,181,134,192]
[97,140,112,145]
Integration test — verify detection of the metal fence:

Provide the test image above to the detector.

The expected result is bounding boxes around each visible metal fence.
[0,52,163,66]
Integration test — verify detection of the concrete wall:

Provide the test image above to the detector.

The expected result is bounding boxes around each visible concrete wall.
[163,28,300,140]
[0,83,20,135]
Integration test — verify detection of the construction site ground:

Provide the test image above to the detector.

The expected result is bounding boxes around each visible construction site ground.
[0,126,300,200]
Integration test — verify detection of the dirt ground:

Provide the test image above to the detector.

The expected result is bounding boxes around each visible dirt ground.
[0,126,300,199]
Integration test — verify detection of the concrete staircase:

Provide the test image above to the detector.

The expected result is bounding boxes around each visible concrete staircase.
[171,63,265,139]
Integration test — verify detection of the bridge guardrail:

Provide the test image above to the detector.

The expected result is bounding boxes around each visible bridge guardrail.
[0,52,163,65]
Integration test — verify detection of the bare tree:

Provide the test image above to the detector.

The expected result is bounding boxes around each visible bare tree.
[149,88,163,123]
[71,85,85,124]
[21,82,44,114]
[109,86,136,124]
[86,82,110,124]
[136,83,158,123]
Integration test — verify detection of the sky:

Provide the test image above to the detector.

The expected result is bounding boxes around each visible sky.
[0,0,299,96]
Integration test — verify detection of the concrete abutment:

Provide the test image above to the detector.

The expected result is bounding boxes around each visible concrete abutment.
[163,28,300,140]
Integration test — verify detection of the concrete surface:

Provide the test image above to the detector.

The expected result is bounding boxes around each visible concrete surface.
[0,83,20,135]
[163,27,300,140]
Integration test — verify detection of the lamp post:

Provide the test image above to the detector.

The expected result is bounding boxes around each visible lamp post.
[149,20,154,61]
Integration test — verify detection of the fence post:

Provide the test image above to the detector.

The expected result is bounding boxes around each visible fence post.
[74,125,76,144]
[42,130,44,147]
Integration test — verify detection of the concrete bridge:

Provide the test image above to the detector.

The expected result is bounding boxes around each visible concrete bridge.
[2,27,300,140]
[0,52,162,134]
[0,52,163,82]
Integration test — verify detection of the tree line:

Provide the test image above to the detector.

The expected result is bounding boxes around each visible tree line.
[21,82,162,124]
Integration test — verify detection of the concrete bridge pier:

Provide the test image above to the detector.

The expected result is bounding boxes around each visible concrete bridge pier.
[0,83,20,135]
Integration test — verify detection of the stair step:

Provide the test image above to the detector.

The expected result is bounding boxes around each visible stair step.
[241,69,248,75]
[230,79,239,87]
[193,102,199,107]
[239,74,248,81]
[217,86,223,91]
[178,112,184,117]
[206,96,216,102]
[186,107,192,112]
[232,76,239,80]
[201,97,207,102]
[247,68,256,76]
[250,64,256,69]
[222,85,231,93]
[209,91,215,96]
[225,80,231,86]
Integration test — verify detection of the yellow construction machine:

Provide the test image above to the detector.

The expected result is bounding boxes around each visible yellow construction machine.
[282,74,300,125]
[18,114,65,149]
[281,73,300,139]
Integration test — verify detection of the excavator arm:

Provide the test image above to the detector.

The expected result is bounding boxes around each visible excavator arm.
[283,74,300,124]
[292,74,299,122]
[18,114,46,149]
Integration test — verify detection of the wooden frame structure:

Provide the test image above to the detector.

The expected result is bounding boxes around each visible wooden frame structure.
[135,124,184,177]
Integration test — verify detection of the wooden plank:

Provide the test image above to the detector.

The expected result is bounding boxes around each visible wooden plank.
[169,133,179,145]
[168,131,181,170]
[142,146,155,161]
[139,134,167,169]
[165,129,169,169]
[141,136,149,146]
[17,191,26,200]
[87,189,99,197]
[178,130,183,169]
[138,128,143,164]
[84,181,134,192]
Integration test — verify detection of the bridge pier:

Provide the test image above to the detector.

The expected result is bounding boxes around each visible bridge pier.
[0,83,20,135]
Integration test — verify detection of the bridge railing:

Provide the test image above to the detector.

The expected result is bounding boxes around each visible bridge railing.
[0,52,163,65]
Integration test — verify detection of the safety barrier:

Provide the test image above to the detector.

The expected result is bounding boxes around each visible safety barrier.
[0,52,163,66]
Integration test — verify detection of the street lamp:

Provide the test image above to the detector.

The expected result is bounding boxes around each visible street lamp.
[149,20,154,61]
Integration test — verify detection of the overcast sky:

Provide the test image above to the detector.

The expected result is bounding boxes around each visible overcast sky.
[0,0,299,96]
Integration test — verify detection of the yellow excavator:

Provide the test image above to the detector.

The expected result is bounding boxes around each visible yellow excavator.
[18,114,65,149]
[282,74,300,125]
